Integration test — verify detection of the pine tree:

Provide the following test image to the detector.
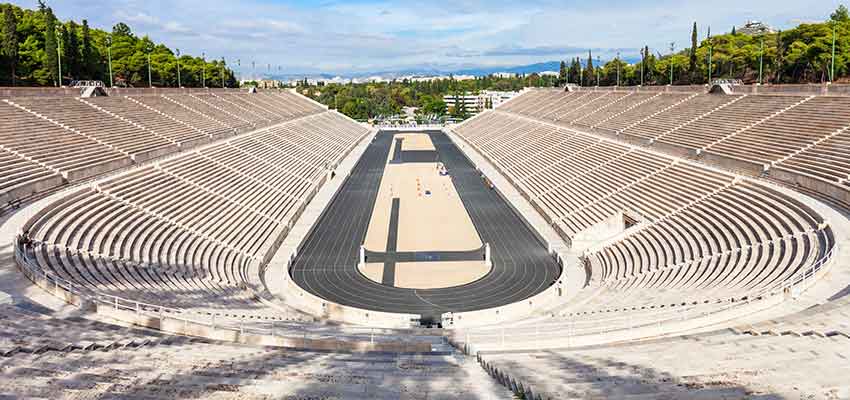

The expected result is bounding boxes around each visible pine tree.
[774,29,784,83]
[831,5,850,22]
[567,58,578,84]
[60,24,70,79]
[66,21,80,79]
[689,22,698,83]
[42,4,59,85]
[585,50,594,86]
[731,26,736,35]
[2,5,18,86]
[112,22,132,37]
[81,20,93,79]
[451,92,461,117]
[558,60,567,86]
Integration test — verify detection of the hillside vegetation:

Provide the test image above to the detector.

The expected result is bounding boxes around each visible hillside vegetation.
[0,1,236,87]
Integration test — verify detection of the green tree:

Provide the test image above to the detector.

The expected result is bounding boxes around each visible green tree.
[80,19,94,79]
[0,3,236,87]
[112,22,131,37]
[65,20,80,79]
[419,94,447,117]
[457,95,468,119]
[831,4,849,22]
[774,30,784,82]
[558,60,567,86]
[689,22,698,82]
[59,23,68,79]
[2,4,18,85]
[585,50,594,85]
[40,2,59,85]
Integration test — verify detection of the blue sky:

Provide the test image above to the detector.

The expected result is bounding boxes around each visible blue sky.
[17,0,846,76]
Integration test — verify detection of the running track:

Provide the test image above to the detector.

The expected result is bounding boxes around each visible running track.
[289,130,561,323]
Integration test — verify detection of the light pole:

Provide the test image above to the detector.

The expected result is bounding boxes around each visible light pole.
[830,21,837,82]
[640,47,645,86]
[56,28,62,87]
[579,64,583,86]
[669,42,675,85]
[176,49,182,88]
[202,52,206,87]
[758,37,764,84]
[596,56,601,86]
[707,27,713,84]
[147,52,152,88]
[107,36,113,87]
[616,52,621,87]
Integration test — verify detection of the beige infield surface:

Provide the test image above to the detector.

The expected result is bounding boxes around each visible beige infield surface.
[363,133,482,252]
[359,261,491,289]
[360,132,489,288]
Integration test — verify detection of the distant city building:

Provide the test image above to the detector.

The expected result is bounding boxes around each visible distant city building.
[241,79,284,88]
[286,78,325,86]
[443,90,519,115]
[443,93,480,114]
[737,20,776,35]
[480,90,518,109]
[407,75,475,82]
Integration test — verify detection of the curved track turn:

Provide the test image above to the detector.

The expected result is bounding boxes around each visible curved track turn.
[289,131,561,322]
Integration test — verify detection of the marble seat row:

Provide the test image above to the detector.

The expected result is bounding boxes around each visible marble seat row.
[0,303,184,356]
[10,97,178,161]
[655,94,806,151]
[572,92,658,127]
[0,102,130,184]
[0,324,506,400]
[499,88,850,202]
[453,104,832,338]
[0,91,326,207]
[475,325,849,399]
[22,111,369,320]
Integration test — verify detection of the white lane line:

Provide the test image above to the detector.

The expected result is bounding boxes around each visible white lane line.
[413,289,445,309]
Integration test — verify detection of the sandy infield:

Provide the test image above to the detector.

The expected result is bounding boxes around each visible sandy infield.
[359,261,491,289]
[364,133,482,252]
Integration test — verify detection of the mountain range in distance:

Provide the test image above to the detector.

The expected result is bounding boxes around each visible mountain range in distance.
[250,58,641,82]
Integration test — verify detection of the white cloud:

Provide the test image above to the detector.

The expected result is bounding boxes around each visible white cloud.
[113,11,158,25]
[263,20,306,34]
[162,21,192,34]
[9,0,845,75]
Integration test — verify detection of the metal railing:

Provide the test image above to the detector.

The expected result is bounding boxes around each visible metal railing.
[13,238,433,345]
[460,238,837,352]
[448,93,843,351]
[376,123,446,129]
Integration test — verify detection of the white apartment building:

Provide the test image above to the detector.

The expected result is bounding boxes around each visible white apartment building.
[443,90,519,115]
[443,93,480,114]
